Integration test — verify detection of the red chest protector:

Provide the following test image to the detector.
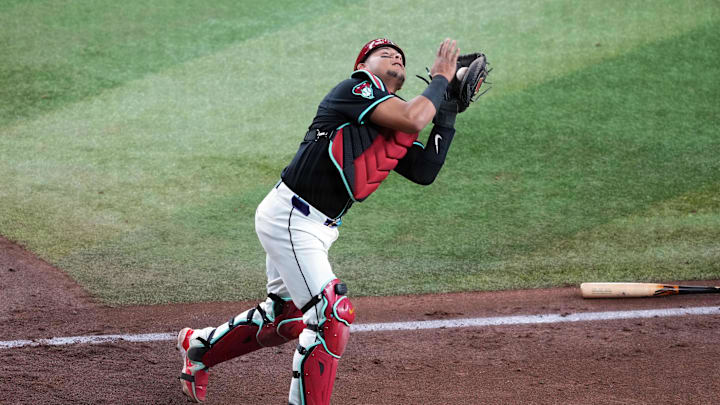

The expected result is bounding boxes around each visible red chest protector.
[329,124,418,201]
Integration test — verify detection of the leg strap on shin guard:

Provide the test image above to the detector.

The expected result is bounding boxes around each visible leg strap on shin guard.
[189,294,305,368]
[295,279,355,405]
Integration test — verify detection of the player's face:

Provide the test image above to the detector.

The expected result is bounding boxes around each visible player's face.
[359,47,406,90]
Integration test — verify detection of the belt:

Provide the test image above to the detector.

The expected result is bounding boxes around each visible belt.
[274,181,342,228]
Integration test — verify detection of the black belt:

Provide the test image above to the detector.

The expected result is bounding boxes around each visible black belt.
[290,195,341,228]
[276,181,341,227]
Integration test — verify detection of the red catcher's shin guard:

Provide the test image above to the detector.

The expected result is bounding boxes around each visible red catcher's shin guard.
[190,296,305,368]
[298,279,355,405]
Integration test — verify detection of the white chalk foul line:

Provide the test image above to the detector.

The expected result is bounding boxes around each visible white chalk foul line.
[0,333,176,349]
[350,306,720,332]
[1,306,718,350]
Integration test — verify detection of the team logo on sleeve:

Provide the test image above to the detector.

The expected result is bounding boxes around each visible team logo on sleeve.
[352,81,375,100]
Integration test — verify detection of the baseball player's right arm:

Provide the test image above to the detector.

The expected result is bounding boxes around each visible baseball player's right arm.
[369,39,459,133]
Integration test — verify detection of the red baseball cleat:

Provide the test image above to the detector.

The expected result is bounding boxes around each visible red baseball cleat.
[177,327,209,403]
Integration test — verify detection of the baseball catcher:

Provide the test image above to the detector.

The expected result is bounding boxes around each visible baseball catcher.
[177,38,490,404]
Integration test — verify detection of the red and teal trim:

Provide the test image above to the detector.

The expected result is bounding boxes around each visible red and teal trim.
[328,123,358,202]
[358,94,394,124]
[351,69,385,91]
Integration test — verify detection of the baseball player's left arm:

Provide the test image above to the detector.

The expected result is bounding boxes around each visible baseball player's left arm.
[392,120,455,185]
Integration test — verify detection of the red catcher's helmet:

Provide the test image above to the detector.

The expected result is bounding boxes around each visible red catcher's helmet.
[354,38,406,71]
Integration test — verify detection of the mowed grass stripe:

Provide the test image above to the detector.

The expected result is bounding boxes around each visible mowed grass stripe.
[329,22,720,296]
[0,2,718,304]
[2,0,714,254]
[0,0,364,127]
[55,23,720,304]
[2,0,715,129]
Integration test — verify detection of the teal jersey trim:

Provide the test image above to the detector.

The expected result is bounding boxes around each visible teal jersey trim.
[358,94,394,124]
[328,123,358,202]
[413,141,425,149]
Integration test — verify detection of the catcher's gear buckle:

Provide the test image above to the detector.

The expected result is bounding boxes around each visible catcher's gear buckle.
[314,129,330,141]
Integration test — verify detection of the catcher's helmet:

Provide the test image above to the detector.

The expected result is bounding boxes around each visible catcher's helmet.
[354,38,405,71]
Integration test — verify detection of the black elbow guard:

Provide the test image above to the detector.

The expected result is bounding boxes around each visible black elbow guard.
[414,125,456,184]
[425,125,456,165]
[415,165,441,185]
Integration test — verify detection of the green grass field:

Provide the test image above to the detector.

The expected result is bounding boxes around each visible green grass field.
[1,0,719,305]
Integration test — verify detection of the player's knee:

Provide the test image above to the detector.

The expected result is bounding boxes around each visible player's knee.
[256,295,305,346]
[191,294,305,367]
[291,279,354,405]
[302,279,355,356]
[324,280,354,355]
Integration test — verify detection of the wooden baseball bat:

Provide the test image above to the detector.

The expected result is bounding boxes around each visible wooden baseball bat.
[580,282,720,298]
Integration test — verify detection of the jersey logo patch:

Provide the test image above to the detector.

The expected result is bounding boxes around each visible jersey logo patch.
[352,81,374,100]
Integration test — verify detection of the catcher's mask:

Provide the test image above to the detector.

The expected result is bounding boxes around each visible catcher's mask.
[354,38,405,71]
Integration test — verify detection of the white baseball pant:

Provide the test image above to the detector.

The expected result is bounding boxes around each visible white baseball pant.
[255,181,341,404]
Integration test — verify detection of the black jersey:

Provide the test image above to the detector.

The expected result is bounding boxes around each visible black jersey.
[282,70,457,219]
[281,70,395,218]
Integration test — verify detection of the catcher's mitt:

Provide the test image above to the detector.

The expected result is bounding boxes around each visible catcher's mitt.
[446,52,491,113]
[416,52,492,113]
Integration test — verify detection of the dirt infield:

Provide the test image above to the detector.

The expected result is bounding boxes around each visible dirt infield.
[1,235,719,405]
